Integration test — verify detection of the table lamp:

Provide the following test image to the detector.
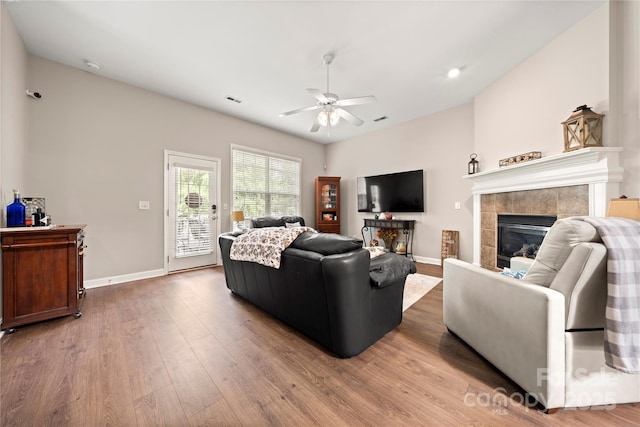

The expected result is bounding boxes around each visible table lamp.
[231,210,246,232]
[606,196,640,220]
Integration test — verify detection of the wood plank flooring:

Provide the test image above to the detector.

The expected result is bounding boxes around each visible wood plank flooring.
[1,263,639,426]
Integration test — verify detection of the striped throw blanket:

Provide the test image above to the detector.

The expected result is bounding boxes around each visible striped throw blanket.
[581,217,640,374]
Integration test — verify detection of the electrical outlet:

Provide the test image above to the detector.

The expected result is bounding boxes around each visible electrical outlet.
[138,201,150,210]
[454,202,461,210]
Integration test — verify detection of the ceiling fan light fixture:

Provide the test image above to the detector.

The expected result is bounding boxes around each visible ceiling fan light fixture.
[447,67,461,79]
[318,109,340,127]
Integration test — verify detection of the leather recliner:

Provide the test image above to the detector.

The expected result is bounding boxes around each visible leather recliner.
[443,218,640,411]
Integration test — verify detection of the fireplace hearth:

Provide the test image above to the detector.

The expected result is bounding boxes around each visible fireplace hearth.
[497,214,556,269]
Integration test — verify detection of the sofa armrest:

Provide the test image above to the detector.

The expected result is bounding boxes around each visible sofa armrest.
[443,258,566,409]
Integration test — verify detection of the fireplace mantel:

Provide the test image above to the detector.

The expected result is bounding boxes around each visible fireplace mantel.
[464,147,624,265]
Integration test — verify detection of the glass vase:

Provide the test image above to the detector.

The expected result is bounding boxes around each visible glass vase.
[7,191,26,227]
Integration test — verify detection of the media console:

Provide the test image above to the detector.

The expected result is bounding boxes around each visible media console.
[361,218,415,259]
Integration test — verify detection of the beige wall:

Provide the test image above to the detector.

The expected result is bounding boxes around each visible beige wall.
[474,4,609,171]
[610,0,640,198]
[26,56,324,281]
[475,1,639,199]
[325,2,640,264]
[1,2,30,323]
[326,103,475,263]
[1,3,29,210]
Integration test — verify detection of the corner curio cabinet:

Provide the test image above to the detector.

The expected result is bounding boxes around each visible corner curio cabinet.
[315,176,341,234]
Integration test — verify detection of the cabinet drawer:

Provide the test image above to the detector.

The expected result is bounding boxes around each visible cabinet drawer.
[317,224,341,234]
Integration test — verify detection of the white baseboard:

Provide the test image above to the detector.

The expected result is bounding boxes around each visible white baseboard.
[84,268,166,289]
[83,257,439,290]
[413,255,441,266]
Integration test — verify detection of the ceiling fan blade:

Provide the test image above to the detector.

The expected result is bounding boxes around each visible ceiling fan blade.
[310,117,321,133]
[307,88,329,103]
[336,95,377,107]
[279,105,319,117]
[336,108,364,126]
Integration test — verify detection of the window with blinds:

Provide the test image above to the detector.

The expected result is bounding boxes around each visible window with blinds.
[232,146,301,219]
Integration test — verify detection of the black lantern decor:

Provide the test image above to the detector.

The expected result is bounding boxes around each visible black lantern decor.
[562,105,604,152]
[468,153,479,174]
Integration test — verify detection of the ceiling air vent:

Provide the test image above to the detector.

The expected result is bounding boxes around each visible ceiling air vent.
[373,116,388,122]
[225,96,242,104]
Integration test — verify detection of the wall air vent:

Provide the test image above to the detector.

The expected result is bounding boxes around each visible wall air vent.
[373,116,388,122]
[225,96,242,104]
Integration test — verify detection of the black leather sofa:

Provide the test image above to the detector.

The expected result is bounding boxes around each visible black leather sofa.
[219,216,415,358]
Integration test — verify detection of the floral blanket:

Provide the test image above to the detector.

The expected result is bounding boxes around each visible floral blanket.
[230,226,316,269]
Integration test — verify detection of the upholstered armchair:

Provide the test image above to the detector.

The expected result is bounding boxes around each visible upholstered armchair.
[443,218,640,411]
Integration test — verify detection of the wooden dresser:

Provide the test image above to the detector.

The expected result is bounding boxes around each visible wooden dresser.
[1,225,86,332]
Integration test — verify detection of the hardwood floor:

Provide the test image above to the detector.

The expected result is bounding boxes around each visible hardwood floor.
[1,263,638,426]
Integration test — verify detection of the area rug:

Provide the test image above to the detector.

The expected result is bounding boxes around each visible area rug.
[403,273,442,311]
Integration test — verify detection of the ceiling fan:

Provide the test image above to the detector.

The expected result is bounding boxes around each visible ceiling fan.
[279,54,376,133]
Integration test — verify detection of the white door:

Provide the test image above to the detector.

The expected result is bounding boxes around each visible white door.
[165,151,220,272]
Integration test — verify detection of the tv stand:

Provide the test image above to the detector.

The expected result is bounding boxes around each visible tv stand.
[361,218,415,258]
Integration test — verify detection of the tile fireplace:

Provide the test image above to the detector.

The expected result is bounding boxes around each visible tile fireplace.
[465,147,623,269]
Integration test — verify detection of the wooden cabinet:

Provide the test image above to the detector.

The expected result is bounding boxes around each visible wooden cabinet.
[1,225,86,332]
[315,176,341,233]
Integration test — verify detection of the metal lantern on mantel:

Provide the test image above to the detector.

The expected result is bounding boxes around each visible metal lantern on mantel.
[468,153,479,174]
[562,105,604,152]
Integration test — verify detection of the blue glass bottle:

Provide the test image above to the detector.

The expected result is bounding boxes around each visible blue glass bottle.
[7,189,26,227]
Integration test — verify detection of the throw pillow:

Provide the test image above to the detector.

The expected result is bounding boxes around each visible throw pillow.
[500,269,527,279]
[290,232,363,255]
[285,221,301,228]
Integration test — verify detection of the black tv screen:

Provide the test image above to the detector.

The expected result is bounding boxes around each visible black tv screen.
[357,169,424,213]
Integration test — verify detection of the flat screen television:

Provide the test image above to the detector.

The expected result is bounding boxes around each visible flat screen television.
[357,169,424,213]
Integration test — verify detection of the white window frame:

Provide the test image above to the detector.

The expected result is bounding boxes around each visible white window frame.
[230,144,302,222]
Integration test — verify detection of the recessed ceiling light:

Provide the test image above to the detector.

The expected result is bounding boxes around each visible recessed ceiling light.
[447,68,461,79]
[84,60,100,72]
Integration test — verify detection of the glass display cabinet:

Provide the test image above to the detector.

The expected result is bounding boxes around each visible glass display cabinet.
[315,176,340,234]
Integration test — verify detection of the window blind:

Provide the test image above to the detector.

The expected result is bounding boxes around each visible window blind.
[232,146,301,219]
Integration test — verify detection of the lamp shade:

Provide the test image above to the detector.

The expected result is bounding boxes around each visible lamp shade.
[606,197,640,220]
[231,211,245,222]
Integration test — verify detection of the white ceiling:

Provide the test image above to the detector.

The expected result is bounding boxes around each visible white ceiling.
[6,0,604,144]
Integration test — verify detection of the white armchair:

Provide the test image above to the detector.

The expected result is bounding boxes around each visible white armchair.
[443,218,640,411]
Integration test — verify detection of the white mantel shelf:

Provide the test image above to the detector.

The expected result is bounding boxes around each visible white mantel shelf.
[463,147,624,194]
[465,147,624,265]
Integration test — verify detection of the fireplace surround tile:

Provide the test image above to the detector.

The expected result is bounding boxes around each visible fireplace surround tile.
[481,228,495,248]
[558,185,589,216]
[479,185,589,270]
[495,192,513,213]
[481,193,495,212]
[481,212,496,230]
[512,191,532,213]
[531,188,558,215]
